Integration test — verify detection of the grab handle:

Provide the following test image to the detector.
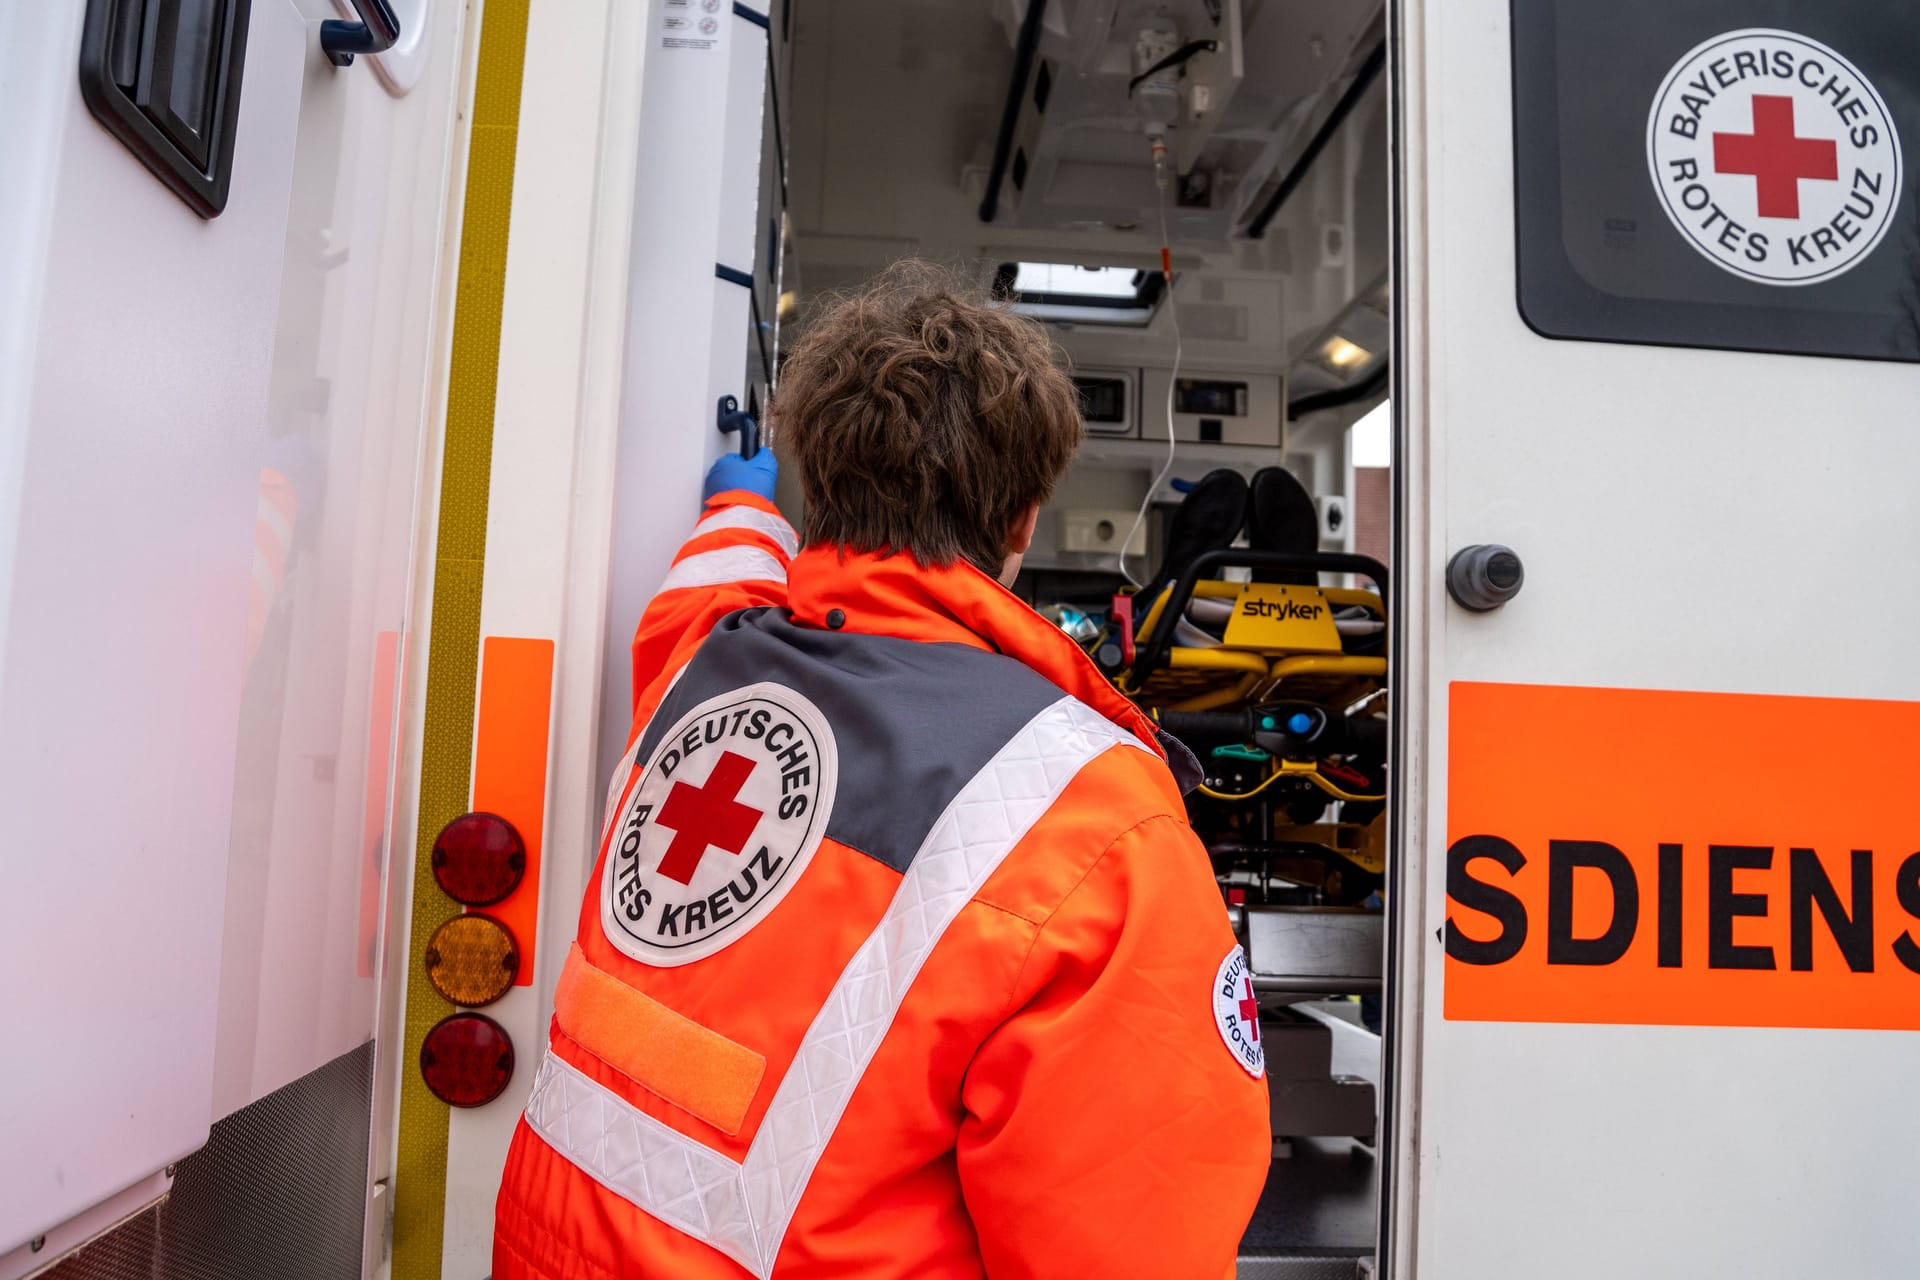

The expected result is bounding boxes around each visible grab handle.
[717,395,762,459]
[321,0,400,67]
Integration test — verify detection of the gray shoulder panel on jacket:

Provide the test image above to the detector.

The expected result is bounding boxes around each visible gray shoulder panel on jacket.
[634,609,1080,874]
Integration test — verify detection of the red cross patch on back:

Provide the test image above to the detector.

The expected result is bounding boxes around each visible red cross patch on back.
[600,683,839,967]
[1213,946,1266,1078]
[655,751,763,885]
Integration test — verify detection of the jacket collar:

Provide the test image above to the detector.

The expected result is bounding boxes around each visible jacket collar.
[784,546,1175,765]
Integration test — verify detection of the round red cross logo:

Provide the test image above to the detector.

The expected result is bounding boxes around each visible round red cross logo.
[600,684,836,966]
[1213,945,1265,1079]
[1647,29,1901,286]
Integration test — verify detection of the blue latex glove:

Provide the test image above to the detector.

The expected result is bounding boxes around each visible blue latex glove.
[703,448,778,501]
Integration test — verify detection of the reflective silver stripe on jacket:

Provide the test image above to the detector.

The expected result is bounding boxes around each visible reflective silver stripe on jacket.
[657,545,788,593]
[692,505,801,557]
[523,695,1144,1277]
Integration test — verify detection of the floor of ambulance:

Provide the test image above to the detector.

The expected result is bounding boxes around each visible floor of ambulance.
[1235,1138,1376,1278]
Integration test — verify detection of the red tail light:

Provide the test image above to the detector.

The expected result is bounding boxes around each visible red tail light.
[431,811,526,906]
[420,1012,515,1108]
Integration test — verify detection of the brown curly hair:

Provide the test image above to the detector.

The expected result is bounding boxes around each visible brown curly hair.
[770,261,1083,576]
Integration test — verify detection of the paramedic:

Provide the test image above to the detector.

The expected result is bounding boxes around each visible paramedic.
[493,263,1271,1280]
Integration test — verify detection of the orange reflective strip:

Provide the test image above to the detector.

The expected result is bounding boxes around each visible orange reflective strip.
[553,944,767,1135]
[473,636,554,985]
[254,522,289,580]
[358,631,403,979]
[1446,681,1920,1030]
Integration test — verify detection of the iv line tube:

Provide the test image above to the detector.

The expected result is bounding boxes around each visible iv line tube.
[1118,138,1183,589]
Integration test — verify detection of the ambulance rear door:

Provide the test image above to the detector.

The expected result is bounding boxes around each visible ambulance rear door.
[1387,1,1920,1276]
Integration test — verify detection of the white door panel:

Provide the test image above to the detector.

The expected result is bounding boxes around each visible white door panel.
[0,0,465,1264]
[599,6,775,782]
[1391,1,1920,1275]
[211,0,464,1122]
[0,0,309,1258]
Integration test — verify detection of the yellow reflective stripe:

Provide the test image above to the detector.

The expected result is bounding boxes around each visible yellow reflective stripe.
[392,2,532,1277]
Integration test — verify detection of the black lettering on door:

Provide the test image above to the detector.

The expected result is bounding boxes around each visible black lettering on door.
[1788,847,1873,973]
[1445,835,1528,966]
[1546,840,1638,966]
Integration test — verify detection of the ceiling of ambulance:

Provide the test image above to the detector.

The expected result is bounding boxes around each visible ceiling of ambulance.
[786,0,1388,379]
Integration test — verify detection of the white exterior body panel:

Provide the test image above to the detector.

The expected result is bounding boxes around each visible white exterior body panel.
[1389,2,1920,1276]
[0,1,309,1258]
[0,0,465,1265]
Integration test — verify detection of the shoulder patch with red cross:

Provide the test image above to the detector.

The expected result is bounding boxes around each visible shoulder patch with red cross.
[599,682,837,967]
[1213,945,1265,1078]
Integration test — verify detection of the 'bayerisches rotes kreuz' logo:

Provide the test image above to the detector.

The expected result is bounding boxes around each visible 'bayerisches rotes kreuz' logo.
[1647,28,1902,286]
[599,683,837,966]
[1213,945,1265,1079]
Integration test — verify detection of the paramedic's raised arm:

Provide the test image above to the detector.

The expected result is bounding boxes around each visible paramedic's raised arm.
[956,812,1271,1279]
[629,450,796,727]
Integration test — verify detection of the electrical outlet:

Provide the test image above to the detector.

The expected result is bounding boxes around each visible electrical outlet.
[1316,494,1349,540]
[1321,221,1349,269]
[1062,509,1148,557]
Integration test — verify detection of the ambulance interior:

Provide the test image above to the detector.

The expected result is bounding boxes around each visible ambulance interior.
[773,1,1390,1266]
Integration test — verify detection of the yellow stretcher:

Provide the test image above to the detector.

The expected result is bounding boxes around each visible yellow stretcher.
[1123,580,1386,712]
[1103,549,1391,889]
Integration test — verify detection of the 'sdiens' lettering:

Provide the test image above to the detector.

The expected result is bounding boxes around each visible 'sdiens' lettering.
[1445,836,1920,978]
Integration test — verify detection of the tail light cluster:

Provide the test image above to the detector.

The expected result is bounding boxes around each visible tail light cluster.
[419,811,525,1108]
[420,1009,516,1111]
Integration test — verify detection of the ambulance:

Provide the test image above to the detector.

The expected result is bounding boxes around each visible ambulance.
[2,0,1915,1277]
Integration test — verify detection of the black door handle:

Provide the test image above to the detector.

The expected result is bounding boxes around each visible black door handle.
[322,0,401,67]
[717,395,762,460]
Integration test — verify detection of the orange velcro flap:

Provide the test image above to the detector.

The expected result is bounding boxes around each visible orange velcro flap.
[553,944,767,1135]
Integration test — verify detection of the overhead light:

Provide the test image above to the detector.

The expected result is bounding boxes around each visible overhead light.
[996,261,1168,328]
[778,290,798,321]
[1288,272,1392,391]
[1010,262,1143,298]
[1321,336,1373,369]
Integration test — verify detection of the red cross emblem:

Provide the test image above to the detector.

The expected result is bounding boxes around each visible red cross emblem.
[1239,978,1261,1042]
[654,751,763,885]
[1713,95,1838,220]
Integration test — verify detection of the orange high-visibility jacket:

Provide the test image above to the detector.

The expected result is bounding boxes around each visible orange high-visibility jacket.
[494,491,1271,1280]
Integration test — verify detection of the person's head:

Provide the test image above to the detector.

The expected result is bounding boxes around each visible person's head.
[770,260,1083,584]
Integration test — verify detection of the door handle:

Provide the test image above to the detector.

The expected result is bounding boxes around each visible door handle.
[1446,544,1524,612]
[322,0,401,67]
[717,395,762,460]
